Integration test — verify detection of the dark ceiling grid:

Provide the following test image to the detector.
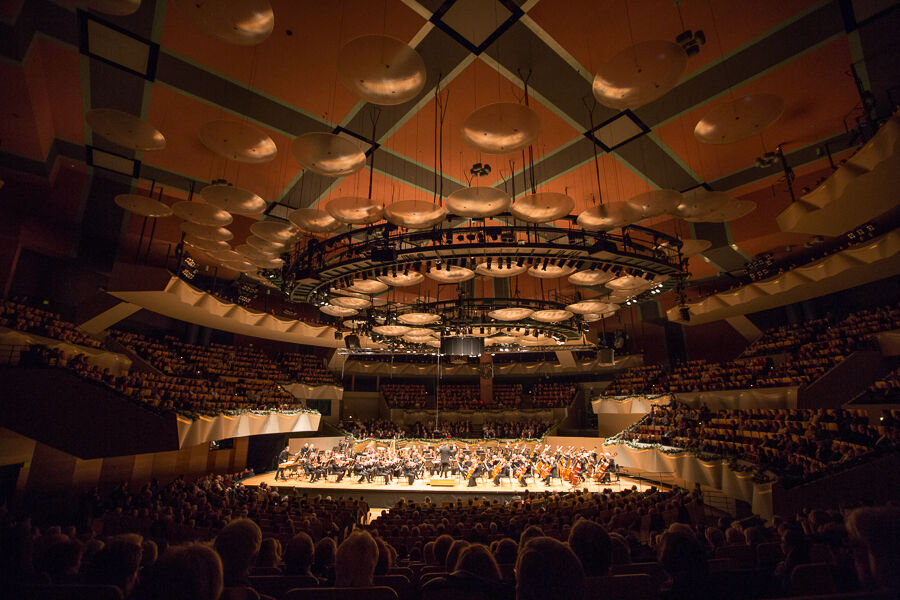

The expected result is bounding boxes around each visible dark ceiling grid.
[0,0,79,61]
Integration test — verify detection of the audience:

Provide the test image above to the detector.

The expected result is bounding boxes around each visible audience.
[1,298,103,349]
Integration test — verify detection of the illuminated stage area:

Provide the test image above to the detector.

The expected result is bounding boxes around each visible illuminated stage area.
[243,470,639,507]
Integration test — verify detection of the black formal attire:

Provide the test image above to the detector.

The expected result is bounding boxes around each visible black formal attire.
[275,449,291,480]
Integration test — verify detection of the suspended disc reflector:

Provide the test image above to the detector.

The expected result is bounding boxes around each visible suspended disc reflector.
[114,194,172,218]
[371,325,412,336]
[288,208,343,234]
[384,200,447,229]
[445,186,510,218]
[569,269,615,286]
[475,262,528,278]
[377,271,425,287]
[531,309,573,323]
[337,35,427,105]
[221,259,257,273]
[625,190,682,218]
[331,296,372,310]
[694,93,784,144]
[577,202,640,230]
[85,109,165,151]
[325,196,384,225]
[320,304,358,317]
[566,300,613,315]
[180,222,232,241]
[209,250,242,262]
[528,263,577,279]
[290,132,367,177]
[246,235,284,253]
[235,244,274,261]
[87,0,141,16]
[425,265,475,283]
[172,202,233,226]
[488,307,534,321]
[510,192,574,223]
[607,275,653,291]
[184,235,230,252]
[461,102,541,154]
[198,120,277,163]
[346,279,389,295]
[200,184,266,215]
[397,313,441,326]
[592,40,688,110]
[670,189,732,219]
[170,0,274,45]
[250,220,297,243]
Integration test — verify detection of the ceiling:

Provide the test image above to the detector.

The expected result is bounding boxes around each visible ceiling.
[0,0,884,299]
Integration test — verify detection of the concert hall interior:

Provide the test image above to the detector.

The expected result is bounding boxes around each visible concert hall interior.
[1,0,900,599]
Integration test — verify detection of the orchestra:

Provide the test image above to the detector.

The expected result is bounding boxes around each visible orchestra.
[275,439,617,488]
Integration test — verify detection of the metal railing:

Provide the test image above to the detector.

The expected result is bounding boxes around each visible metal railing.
[0,344,28,366]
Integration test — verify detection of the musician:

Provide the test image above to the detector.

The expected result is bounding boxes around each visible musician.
[308,454,326,482]
[463,456,481,487]
[513,454,530,487]
[542,455,559,486]
[275,444,291,481]
[491,456,510,487]
[438,442,454,477]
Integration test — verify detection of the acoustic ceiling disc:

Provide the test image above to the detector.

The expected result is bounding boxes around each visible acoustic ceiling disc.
[566,300,613,315]
[670,189,732,219]
[518,334,554,345]
[475,261,528,278]
[371,325,412,336]
[250,220,297,243]
[384,200,447,229]
[321,304,358,317]
[488,307,534,321]
[326,196,384,225]
[85,109,165,151]
[246,235,285,253]
[377,271,425,287]
[87,0,141,16]
[397,312,441,325]
[510,192,574,223]
[331,296,372,310]
[569,269,615,287]
[209,250,242,262]
[200,184,266,215]
[346,279,389,295]
[180,222,232,241]
[290,132,366,177]
[171,0,274,45]
[607,275,653,291]
[288,208,343,234]
[198,120,277,163]
[445,186,510,218]
[403,335,434,344]
[694,93,784,144]
[425,265,475,283]
[184,235,230,252]
[247,255,284,269]
[531,309,573,323]
[461,102,541,154]
[406,328,437,337]
[577,202,640,231]
[114,194,172,218]
[221,259,257,273]
[486,336,518,345]
[668,239,712,256]
[592,40,688,110]
[625,190,682,218]
[337,35,426,105]
[172,201,232,226]
[684,200,757,223]
[528,263,577,279]
[235,244,275,261]
[583,311,617,322]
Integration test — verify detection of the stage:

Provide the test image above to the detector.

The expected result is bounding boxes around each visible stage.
[243,470,639,510]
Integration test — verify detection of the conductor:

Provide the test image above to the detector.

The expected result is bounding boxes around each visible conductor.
[275,444,291,481]
[438,443,453,477]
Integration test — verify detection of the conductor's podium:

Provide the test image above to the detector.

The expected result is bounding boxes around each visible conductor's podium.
[429,478,456,487]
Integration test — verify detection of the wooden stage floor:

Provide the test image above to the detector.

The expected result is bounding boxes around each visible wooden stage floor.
[243,470,639,508]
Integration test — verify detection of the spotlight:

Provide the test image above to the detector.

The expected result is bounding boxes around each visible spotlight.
[516,257,525,267]
[506,257,512,268]
[679,306,691,322]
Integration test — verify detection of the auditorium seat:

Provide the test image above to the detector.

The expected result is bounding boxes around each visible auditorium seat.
[22,585,124,600]
[790,563,837,596]
[284,587,397,600]
[715,544,757,569]
[756,541,784,570]
[418,571,449,586]
[609,562,667,588]
[223,587,262,600]
[373,574,413,600]
[584,573,658,600]
[387,566,415,584]
[250,575,320,599]
[707,557,737,572]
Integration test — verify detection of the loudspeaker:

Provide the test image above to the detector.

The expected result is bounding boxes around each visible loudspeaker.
[371,247,397,262]
[344,334,360,349]
[440,336,484,356]
[596,348,614,365]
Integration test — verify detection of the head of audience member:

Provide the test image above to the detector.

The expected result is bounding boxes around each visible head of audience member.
[433,534,454,567]
[313,537,337,579]
[445,539,469,572]
[609,532,632,565]
[455,543,501,581]
[846,506,900,592]
[704,527,725,550]
[519,525,544,548]
[335,530,378,587]
[725,526,745,545]
[492,538,518,565]
[36,537,84,583]
[568,519,612,577]
[423,541,436,565]
[657,528,708,595]
[256,538,282,569]
[133,544,223,600]
[374,537,393,575]
[213,518,261,586]
[140,540,158,570]
[283,532,315,576]
[515,537,585,600]
[86,534,144,595]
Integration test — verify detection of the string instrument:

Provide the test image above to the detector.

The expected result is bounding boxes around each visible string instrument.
[491,459,506,478]
[515,463,527,479]
[539,459,553,479]
[592,460,609,482]
[569,458,583,485]
[467,460,480,480]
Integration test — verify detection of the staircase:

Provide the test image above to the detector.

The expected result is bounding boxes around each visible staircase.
[798,350,890,409]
